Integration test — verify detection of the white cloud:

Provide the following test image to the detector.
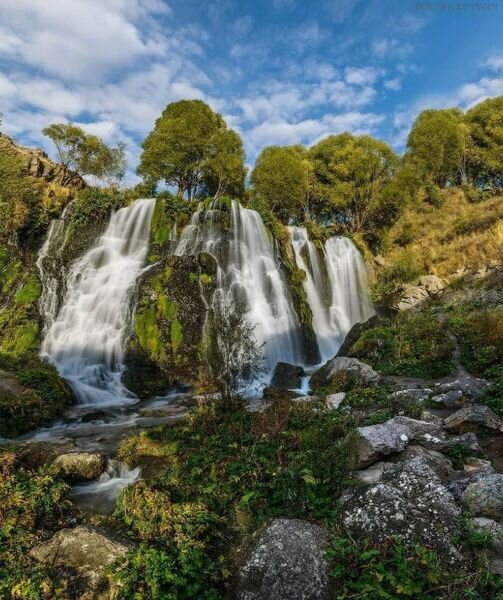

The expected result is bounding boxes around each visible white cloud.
[371,37,413,60]
[384,78,401,91]
[344,66,382,86]
[485,54,503,72]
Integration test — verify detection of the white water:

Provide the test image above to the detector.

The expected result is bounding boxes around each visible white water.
[69,460,140,514]
[176,201,304,372]
[289,227,374,362]
[40,198,155,406]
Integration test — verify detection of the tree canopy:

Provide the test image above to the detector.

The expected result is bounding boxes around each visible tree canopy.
[43,123,126,185]
[251,145,311,222]
[138,100,245,200]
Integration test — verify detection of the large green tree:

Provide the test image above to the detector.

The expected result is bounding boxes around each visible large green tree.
[308,133,400,232]
[404,109,466,187]
[43,123,126,185]
[251,145,311,221]
[138,100,245,200]
[465,97,503,190]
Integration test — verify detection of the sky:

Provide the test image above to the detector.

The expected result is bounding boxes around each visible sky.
[0,0,502,183]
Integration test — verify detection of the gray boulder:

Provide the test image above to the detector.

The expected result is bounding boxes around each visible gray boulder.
[342,457,462,563]
[311,357,379,390]
[433,377,488,401]
[444,405,503,434]
[336,314,381,357]
[236,519,331,600]
[430,390,464,408]
[51,452,106,482]
[271,362,305,389]
[462,474,503,521]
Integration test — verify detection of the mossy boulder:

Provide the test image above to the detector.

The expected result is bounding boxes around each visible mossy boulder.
[124,252,218,396]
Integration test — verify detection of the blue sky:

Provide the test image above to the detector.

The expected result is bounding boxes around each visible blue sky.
[1,0,502,182]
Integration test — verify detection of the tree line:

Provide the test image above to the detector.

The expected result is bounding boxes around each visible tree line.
[1,96,501,247]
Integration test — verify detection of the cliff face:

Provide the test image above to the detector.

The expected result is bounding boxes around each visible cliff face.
[0,132,86,192]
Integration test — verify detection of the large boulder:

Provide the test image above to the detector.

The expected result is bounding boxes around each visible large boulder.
[462,474,503,521]
[51,452,106,483]
[310,357,379,390]
[444,405,503,434]
[271,362,305,389]
[342,457,462,563]
[336,315,381,357]
[30,525,132,598]
[236,519,332,600]
[393,275,447,312]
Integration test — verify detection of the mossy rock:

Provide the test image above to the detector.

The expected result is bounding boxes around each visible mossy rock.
[124,252,218,396]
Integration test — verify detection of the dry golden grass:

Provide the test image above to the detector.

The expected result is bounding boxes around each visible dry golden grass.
[383,189,503,277]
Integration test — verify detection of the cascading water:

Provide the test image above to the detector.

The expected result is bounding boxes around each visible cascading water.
[289,226,374,363]
[176,201,304,372]
[40,198,155,406]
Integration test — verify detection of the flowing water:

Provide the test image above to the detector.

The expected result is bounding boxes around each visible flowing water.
[289,226,374,363]
[176,200,304,372]
[40,198,155,406]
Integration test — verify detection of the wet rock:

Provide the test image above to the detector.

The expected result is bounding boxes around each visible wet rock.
[444,405,503,434]
[271,362,305,389]
[311,357,379,390]
[236,519,331,600]
[342,457,462,562]
[462,474,503,521]
[14,438,77,469]
[326,392,345,410]
[30,525,131,598]
[51,452,106,483]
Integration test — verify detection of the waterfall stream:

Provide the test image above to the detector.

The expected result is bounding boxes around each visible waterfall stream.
[289,226,374,363]
[40,198,155,406]
[176,200,304,372]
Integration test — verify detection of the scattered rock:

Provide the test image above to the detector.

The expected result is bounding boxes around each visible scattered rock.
[326,392,345,410]
[395,445,454,479]
[311,357,379,390]
[444,405,503,434]
[51,452,106,483]
[433,378,488,402]
[271,362,305,389]
[342,457,462,562]
[462,474,503,521]
[463,457,495,476]
[418,275,448,295]
[352,419,410,468]
[471,518,503,554]
[236,518,331,600]
[14,438,77,469]
[430,390,464,407]
[30,525,132,598]
[336,315,381,358]
[393,276,447,312]
[356,461,394,484]
[389,388,432,403]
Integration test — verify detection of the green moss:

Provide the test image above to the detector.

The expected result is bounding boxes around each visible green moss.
[189,272,198,283]
[14,275,42,305]
[135,306,167,364]
[0,322,39,356]
[171,318,183,354]
[199,273,213,285]
[151,195,171,248]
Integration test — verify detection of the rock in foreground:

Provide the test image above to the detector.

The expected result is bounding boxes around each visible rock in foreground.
[271,362,305,389]
[310,357,379,389]
[236,518,331,600]
[51,452,106,482]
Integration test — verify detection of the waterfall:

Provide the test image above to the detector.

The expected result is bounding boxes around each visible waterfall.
[36,204,71,333]
[176,201,304,372]
[40,198,155,406]
[289,227,374,363]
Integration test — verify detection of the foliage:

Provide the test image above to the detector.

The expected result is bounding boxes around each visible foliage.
[0,146,44,245]
[138,100,245,199]
[327,536,503,599]
[112,400,356,597]
[201,299,264,402]
[308,133,400,232]
[351,309,455,378]
[0,353,73,437]
[251,145,311,222]
[67,187,130,228]
[0,451,71,599]
[43,123,126,185]
[405,108,467,187]
[371,249,423,302]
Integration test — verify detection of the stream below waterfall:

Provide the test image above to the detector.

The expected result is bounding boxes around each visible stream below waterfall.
[13,197,374,515]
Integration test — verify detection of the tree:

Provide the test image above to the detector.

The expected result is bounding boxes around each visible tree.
[202,299,264,404]
[42,123,126,185]
[465,97,503,190]
[308,133,399,232]
[404,109,466,187]
[138,100,245,200]
[251,145,311,221]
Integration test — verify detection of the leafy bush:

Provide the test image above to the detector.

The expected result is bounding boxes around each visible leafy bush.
[425,183,443,208]
[327,537,503,599]
[372,250,423,302]
[351,310,455,378]
[0,451,71,599]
